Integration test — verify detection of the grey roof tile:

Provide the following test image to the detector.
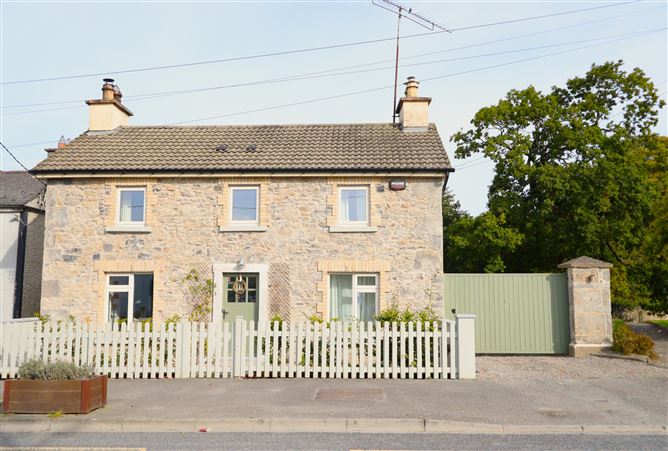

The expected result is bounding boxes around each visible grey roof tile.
[0,171,45,207]
[32,123,452,173]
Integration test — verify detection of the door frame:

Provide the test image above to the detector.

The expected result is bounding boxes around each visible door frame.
[212,263,268,325]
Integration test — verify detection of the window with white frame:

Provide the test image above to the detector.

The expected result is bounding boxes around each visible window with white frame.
[229,186,259,225]
[106,273,154,323]
[329,273,378,321]
[117,187,146,225]
[338,186,369,226]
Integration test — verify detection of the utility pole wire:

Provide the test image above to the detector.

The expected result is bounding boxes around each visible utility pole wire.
[171,30,661,126]
[4,3,663,111]
[0,142,47,185]
[0,1,635,86]
[5,28,663,148]
[5,3,662,111]
[4,27,662,118]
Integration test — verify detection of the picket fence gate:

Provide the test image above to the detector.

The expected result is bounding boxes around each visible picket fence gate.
[1,316,475,380]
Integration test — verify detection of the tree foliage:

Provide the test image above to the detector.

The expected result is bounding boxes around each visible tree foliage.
[447,61,666,313]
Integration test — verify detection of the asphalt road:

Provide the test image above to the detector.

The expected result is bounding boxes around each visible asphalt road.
[1,432,667,450]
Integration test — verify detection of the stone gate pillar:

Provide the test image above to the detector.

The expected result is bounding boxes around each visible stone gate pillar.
[558,257,612,357]
[557,256,613,357]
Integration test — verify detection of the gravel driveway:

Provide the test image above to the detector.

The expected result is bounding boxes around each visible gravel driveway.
[477,354,667,380]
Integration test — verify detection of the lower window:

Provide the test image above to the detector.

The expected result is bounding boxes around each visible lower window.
[107,273,154,323]
[329,273,378,321]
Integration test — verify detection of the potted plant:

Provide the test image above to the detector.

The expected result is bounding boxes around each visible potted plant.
[2,360,107,414]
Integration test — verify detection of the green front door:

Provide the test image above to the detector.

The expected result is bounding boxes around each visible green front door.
[222,273,259,322]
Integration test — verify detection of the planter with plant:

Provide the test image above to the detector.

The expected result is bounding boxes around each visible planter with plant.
[2,360,107,414]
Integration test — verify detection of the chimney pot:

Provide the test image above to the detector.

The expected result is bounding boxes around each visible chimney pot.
[102,79,115,101]
[57,135,67,148]
[404,76,419,97]
[113,85,123,103]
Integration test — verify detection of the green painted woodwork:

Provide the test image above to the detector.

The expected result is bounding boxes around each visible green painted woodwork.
[222,273,259,322]
[444,273,569,354]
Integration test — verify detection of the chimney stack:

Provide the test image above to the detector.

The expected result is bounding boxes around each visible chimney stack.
[86,78,133,132]
[395,76,431,130]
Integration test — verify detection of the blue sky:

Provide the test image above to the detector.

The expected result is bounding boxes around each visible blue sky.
[1,1,666,215]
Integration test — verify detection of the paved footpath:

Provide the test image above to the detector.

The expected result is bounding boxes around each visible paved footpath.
[2,375,667,434]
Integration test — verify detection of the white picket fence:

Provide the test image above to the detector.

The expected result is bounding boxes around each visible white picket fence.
[0,316,475,380]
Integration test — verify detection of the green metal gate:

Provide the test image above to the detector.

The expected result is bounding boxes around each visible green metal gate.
[443,273,570,354]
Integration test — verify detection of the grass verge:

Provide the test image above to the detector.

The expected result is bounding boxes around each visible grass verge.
[649,320,668,330]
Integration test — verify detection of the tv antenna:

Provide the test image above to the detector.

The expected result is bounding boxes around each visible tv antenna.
[372,0,450,123]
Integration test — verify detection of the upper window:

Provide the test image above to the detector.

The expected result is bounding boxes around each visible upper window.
[106,273,154,323]
[117,187,145,225]
[230,186,259,225]
[339,186,368,225]
[329,273,378,322]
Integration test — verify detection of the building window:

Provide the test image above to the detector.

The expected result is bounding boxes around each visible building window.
[229,186,259,225]
[117,187,145,225]
[329,274,378,321]
[224,273,259,303]
[106,273,153,323]
[339,186,368,225]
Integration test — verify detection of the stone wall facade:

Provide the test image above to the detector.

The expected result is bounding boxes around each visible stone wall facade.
[40,176,445,324]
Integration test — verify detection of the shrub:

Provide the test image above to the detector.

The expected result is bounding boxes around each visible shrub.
[612,322,658,361]
[18,359,95,380]
[269,314,284,330]
[375,302,441,325]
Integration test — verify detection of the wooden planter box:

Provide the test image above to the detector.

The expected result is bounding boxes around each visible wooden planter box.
[2,375,107,414]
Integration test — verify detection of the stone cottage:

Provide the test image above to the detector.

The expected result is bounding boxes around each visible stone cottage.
[32,77,453,324]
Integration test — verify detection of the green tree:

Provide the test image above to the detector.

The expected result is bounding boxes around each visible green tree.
[450,61,666,313]
[444,210,523,273]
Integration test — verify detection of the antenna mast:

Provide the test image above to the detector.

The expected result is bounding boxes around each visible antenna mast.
[372,0,449,123]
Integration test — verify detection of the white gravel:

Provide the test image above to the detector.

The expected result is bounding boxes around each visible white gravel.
[476,354,668,381]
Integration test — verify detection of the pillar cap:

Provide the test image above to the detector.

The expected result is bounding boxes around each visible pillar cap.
[558,256,612,269]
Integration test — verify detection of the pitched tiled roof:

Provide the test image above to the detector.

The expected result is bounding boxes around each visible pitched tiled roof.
[0,171,45,208]
[32,124,452,173]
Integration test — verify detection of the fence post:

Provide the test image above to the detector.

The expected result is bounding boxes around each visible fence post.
[455,314,476,379]
[232,316,244,378]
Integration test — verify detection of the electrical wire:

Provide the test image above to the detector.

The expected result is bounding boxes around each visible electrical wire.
[170,29,666,125]
[3,27,663,117]
[0,1,637,86]
[0,142,47,185]
[4,4,663,111]
[456,159,494,171]
[6,27,664,148]
[6,139,57,149]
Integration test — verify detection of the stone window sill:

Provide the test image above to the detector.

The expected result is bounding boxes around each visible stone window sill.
[219,225,268,233]
[328,226,379,233]
[105,225,152,234]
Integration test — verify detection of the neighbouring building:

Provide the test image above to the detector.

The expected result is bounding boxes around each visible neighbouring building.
[0,171,46,321]
[32,77,453,325]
